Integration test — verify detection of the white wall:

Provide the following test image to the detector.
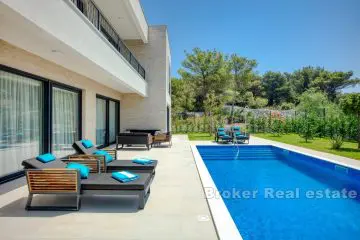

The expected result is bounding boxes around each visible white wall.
[121,26,171,132]
[0,40,122,142]
[0,0,147,96]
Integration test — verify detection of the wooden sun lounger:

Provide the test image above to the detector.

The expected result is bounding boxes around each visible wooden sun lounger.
[72,141,158,174]
[25,168,152,211]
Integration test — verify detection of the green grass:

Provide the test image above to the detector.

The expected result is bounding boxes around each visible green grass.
[254,133,360,160]
[187,132,215,141]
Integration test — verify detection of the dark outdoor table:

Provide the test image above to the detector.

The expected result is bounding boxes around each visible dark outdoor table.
[126,129,160,136]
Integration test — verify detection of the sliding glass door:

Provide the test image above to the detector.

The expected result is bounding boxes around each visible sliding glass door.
[0,70,43,177]
[52,86,80,157]
[0,66,82,180]
[96,96,119,147]
[109,101,117,143]
[96,98,107,147]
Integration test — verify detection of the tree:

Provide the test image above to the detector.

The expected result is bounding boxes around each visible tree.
[204,90,223,134]
[298,113,317,143]
[171,78,195,114]
[310,71,360,101]
[228,54,258,122]
[248,73,264,97]
[262,71,293,106]
[290,66,324,96]
[296,89,329,115]
[340,93,360,148]
[178,48,230,111]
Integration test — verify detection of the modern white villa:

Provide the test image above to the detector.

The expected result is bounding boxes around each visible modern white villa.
[1,1,359,240]
[0,0,171,181]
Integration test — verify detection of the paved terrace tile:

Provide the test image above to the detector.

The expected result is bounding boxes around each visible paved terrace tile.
[0,135,218,240]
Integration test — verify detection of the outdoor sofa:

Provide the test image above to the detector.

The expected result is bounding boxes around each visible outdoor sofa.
[116,133,153,150]
[72,140,157,175]
[23,158,152,210]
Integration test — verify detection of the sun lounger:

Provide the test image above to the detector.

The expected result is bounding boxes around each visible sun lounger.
[25,169,152,210]
[72,141,158,174]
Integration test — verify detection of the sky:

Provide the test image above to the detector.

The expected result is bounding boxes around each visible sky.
[141,0,360,92]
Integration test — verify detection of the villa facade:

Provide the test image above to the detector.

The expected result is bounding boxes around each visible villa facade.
[0,0,171,181]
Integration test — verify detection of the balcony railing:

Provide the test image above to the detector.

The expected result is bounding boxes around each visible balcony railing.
[69,0,146,80]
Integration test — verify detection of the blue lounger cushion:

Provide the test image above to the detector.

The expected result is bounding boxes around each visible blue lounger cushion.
[66,162,90,179]
[233,126,241,131]
[112,171,139,183]
[218,131,226,136]
[236,134,247,138]
[93,150,114,163]
[217,128,225,131]
[81,139,94,149]
[36,153,56,163]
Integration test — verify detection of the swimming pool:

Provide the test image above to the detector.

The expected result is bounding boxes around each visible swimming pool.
[195,145,360,240]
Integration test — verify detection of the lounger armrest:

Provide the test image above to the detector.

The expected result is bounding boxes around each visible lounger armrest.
[26,169,80,194]
[102,148,117,160]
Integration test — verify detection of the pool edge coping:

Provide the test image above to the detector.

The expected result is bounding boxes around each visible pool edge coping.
[191,145,243,240]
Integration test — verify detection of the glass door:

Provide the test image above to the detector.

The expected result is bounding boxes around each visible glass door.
[109,100,117,144]
[96,98,107,147]
[52,86,80,157]
[0,70,43,177]
[96,96,119,147]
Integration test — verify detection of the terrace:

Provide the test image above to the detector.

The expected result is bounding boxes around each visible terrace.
[1,135,359,239]
[0,135,218,240]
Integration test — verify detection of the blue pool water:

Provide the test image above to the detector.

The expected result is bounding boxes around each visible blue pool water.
[197,145,360,240]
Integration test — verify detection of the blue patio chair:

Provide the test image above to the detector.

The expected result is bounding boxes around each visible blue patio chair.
[231,126,250,144]
[215,127,232,143]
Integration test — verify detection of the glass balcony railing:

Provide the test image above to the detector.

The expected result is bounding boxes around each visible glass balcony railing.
[70,0,146,80]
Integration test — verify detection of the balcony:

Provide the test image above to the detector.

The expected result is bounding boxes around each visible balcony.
[0,0,148,96]
[70,0,145,80]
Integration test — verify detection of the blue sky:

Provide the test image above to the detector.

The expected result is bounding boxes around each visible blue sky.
[142,0,360,92]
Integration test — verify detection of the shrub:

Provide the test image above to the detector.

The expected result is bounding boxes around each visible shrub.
[330,134,343,149]
[271,118,284,136]
[326,116,347,149]
[298,114,317,142]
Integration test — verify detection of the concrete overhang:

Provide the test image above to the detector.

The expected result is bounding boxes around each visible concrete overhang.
[93,0,148,43]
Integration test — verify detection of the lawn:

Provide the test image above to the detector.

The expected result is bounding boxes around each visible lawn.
[254,133,360,160]
[187,132,215,141]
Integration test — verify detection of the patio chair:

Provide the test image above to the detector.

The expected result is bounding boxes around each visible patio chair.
[215,128,233,143]
[25,168,152,210]
[231,126,250,144]
[152,132,172,147]
[72,140,157,175]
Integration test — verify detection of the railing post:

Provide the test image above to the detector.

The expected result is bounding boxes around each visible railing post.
[97,7,100,30]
